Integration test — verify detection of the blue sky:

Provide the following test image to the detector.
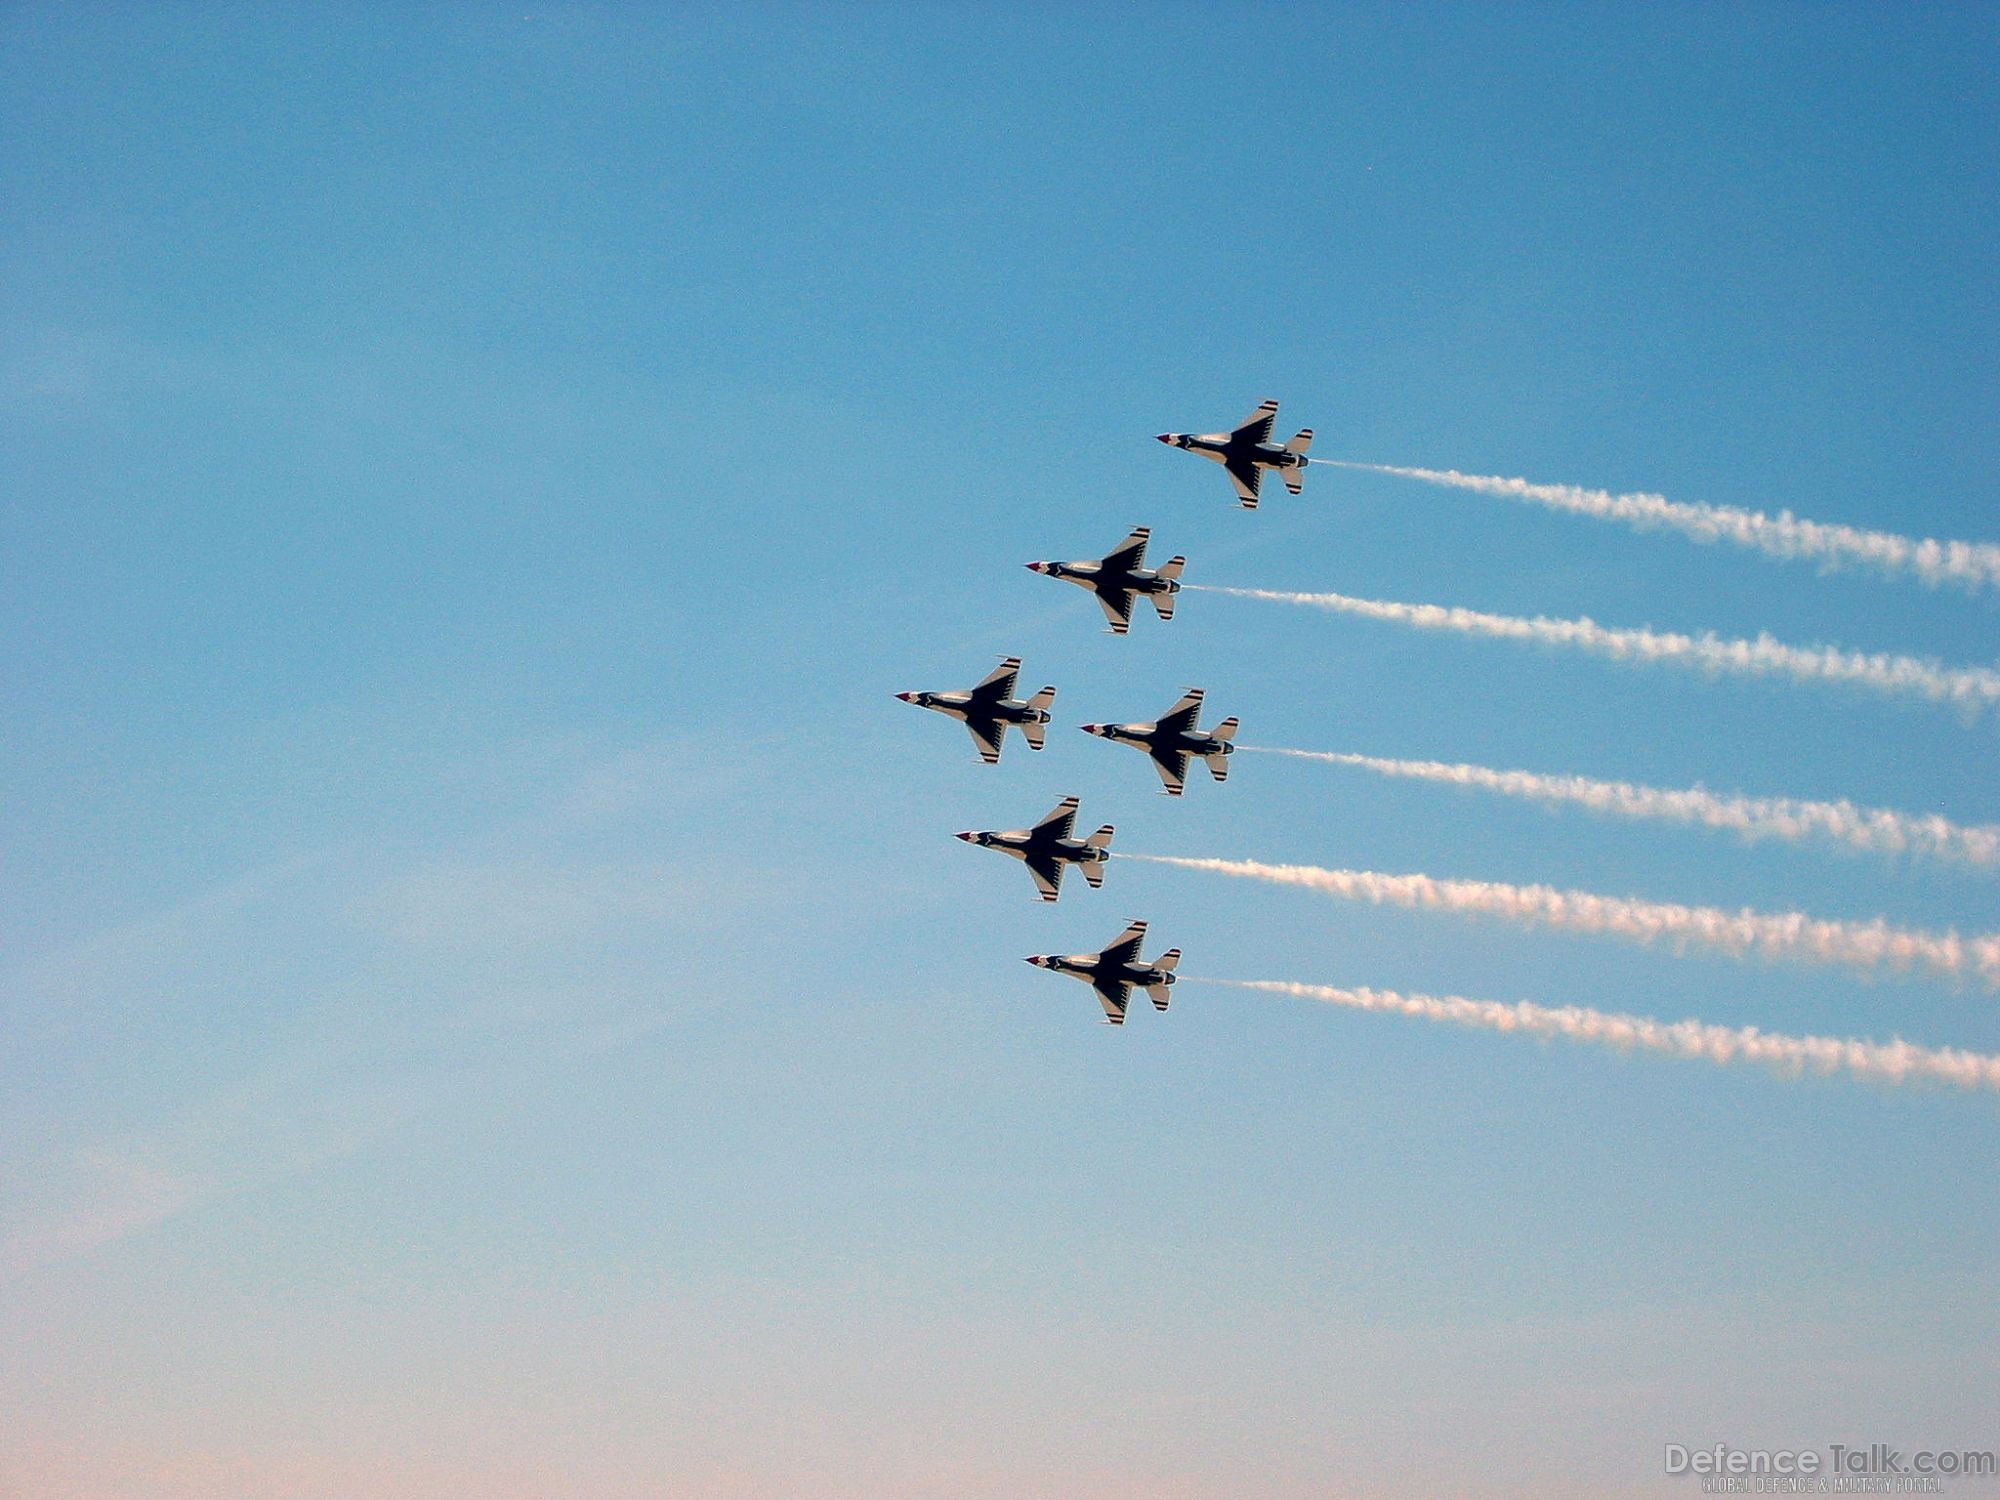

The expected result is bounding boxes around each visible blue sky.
[3,5,1996,1496]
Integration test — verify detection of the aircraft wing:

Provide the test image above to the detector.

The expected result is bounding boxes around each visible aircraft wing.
[964,716,1006,765]
[1100,919,1149,966]
[969,656,1022,703]
[1156,689,1205,734]
[1224,456,1263,508]
[1025,854,1065,904]
[1101,526,1151,574]
[1150,748,1190,795]
[1034,796,1080,842]
[1094,588,1135,634]
[1233,399,1279,447]
[1094,980,1131,1024]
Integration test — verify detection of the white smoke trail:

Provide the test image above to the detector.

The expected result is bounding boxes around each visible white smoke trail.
[1317,461,2000,595]
[1191,585,2000,714]
[1247,747,2000,870]
[1205,978,2000,1092]
[1127,854,2000,988]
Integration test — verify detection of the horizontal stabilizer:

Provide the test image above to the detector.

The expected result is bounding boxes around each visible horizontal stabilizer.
[1205,753,1231,783]
[1082,862,1107,889]
[1026,685,1058,712]
[1283,428,1313,455]
[1210,716,1238,743]
[1153,948,1182,973]
[1084,823,1115,850]
[1155,555,1185,582]
[1147,984,1172,1012]
[1021,718,1047,752]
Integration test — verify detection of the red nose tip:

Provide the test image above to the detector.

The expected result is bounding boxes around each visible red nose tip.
[1024,956,1047,966]
[1155,433,1173,444]
[955,831,975,841]
[1080,724,1100,734]
[894,691,914,702]
[1025,561,1048,573]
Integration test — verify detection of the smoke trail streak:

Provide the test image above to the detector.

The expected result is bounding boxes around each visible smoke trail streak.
[1126,855,2000,988]
[1247,746,2000,869]
[1203,978,2000,1091]
[1316,461,2000,594]
[1189,585,2000,714]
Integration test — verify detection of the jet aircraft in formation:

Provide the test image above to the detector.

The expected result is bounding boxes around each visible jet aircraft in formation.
[896,656,1056,765]
[1024,919,1180,1026]
[902,400,1313,1023]
[956,795,1114,903]
[1157,398,1312,508]
[1025,526,1183,635]
[1081,688,1238,796]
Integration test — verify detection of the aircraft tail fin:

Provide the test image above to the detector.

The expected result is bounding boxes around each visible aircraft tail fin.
[1284,428,1313,456]
[1085,823,1115,851]
[1205,753,1231,782]
[1147,983,1173,1012]
[1211,717,1238,743]
[1154,947,1181,973]
[1152,590,1177,621]
[1022,687,1056,751]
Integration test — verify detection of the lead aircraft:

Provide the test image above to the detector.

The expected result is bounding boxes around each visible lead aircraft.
[1156,398,1312,508]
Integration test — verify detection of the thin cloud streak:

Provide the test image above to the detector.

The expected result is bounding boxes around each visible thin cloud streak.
[1247,747,2000,869]
[1129,855,2000,988]
[1206,979,2000,1091]
[1192,586,2000,714]
[1320,461,2000,594]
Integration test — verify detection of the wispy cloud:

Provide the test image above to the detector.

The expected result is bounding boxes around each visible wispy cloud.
[1207,979,2000,1091]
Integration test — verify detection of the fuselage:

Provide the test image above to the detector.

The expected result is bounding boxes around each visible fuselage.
[1091,721,1235,759]
[899,689,1049,727]
[959,827,1108,869]
[1163,432,1306,472]
[1031,953,1175,991]
[1034,559,1179,596]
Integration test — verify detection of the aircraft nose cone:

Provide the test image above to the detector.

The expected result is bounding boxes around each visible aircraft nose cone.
[1024,956,1047,966]
[1080,723,1100,735]
[1155,433,1173,444]
[1025,561,1048,574]
[955,831,975,841]
[894,691,914,702]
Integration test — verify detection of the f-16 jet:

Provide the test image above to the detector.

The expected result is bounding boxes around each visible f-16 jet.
[896,656,1055,765]
[1025,918,1180,1026]
[1156,399,1312,508]
[1025,527,1184,635]
[1081,688,1236,795]
[956,795,1113,903]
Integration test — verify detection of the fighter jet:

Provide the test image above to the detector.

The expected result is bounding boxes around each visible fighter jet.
[895,656,1056,765]
[1156,399,1313,508]
[1025,527,1184,635]
[1025,918,1180,1025]
[1080,688,1236,796]
[956,795,1114,903]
